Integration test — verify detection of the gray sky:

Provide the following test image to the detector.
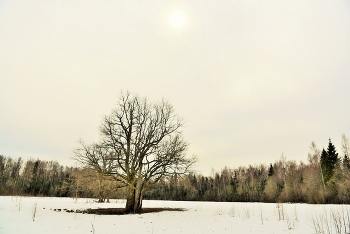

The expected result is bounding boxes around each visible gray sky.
[1,1,350,175]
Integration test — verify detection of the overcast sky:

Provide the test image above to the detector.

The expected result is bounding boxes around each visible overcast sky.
[1,1,350,175]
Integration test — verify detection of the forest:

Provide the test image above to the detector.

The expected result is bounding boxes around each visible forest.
[1,136,350,204]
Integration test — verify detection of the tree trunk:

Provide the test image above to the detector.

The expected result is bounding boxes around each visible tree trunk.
[98,178,104,203]
[125,183,143,213]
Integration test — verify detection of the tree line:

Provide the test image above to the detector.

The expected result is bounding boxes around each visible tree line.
[145,136,350,204]
[0,156,121,200]
[1,135,350,204]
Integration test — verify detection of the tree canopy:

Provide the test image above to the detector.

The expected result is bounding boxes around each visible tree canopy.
[73,92,196,213]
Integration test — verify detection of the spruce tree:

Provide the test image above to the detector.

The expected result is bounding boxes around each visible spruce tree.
[327,138,339,170]
[320,148,331,183]
[343,154,350,170]
[268,164,274,177]
[320,139,339,183]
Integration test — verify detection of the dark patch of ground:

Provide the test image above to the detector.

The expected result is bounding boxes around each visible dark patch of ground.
[52,207,186,215]
[85,207,186,215]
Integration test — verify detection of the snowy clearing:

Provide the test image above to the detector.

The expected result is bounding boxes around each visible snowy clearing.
[1,196,350,233]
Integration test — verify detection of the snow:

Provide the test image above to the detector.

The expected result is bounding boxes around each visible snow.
[0,196,349,233]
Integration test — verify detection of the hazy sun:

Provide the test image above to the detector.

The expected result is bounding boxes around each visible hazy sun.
[168,10,187,29]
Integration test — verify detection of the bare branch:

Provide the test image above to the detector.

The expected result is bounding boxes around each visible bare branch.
[72,92,195,212]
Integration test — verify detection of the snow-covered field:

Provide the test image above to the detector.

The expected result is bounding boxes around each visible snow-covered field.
[1,196,350,234]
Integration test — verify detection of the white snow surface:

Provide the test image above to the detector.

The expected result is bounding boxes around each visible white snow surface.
[1,196,350,233]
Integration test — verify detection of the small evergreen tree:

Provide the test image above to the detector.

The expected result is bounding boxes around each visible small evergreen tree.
[327,138,339,169]
[268,163,274,177]
[320,139,339,183]
[320,148,331,183]
[343,154,350,170]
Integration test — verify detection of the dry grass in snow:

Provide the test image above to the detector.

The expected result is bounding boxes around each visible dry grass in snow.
[1,196,350,233]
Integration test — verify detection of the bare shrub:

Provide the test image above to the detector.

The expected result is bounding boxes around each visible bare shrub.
[91,222,95,234]
[17,196,22,211]
[32,202,37,222]
[241,206,251,219]
[276,203,285,221]
[331,208,342,234]
[309,206,350,234]
[216,208,224,216]
[294,205,298,222]
[285,212,296,230]
[228,205,239,217]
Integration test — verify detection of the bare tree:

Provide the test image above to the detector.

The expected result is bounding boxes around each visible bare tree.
[308,141,325,190]
[341,134,350,157]
[341,134,350,172]
[73,92,196,213]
